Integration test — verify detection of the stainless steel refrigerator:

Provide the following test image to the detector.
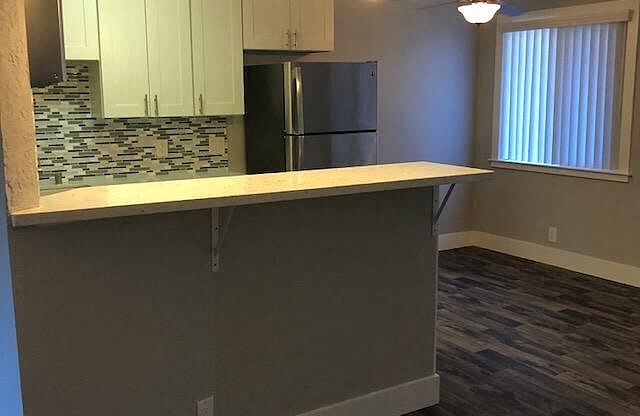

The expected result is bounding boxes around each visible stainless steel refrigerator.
[244,62,378,173]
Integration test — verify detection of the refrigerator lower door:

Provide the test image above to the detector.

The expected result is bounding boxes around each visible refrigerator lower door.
[285,132,378,171]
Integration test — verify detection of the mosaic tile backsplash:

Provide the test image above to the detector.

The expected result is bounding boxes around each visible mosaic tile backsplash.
[33,64,229,188]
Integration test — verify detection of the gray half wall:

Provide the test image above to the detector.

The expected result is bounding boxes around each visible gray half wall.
[10,187,438,416]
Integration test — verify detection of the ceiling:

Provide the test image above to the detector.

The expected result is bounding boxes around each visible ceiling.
[390,0,528,10]
[393,0,452,6]
[387,0,456,10]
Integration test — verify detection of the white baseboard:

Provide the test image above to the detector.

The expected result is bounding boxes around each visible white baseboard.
[296,375,440,416]
[438,232,475,251]
[439,231,640,288]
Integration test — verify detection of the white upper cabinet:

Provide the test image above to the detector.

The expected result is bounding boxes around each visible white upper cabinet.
[290,0,334,51]
[243,0,334,51]
[146,0,194,117]
[243,0,291,50]
[97,0,149,117]
[62,0,100,60]
[191,0,245,115]
[92,0,244,118]
[97,0,196,118]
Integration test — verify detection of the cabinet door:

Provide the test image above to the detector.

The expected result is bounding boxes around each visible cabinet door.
[290,0,334,51]
[97,0,149,117]
[192,0,244,115]
[243,0,291,50]
[62,0,100,60]
[146,0,194,117]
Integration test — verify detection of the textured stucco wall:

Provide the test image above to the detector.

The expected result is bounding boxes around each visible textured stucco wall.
[0,0,40,210]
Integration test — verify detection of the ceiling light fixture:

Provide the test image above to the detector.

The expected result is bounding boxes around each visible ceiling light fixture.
[458,1,501,24]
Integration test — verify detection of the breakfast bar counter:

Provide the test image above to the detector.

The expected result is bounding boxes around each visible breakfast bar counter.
[9,161,491,416]
[11,162,490,226]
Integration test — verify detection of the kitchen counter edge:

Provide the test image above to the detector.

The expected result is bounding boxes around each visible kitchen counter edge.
[10,162,492,227]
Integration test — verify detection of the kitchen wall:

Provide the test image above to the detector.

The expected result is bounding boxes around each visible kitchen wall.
[33,64,230,189]
[473,0,640,268]
[245,0,478,233]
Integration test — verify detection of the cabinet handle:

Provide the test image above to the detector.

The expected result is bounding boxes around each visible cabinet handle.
[286,30,291,48]
[154,94,159,117]
[144,94,149,117]
[199,94,204,115]
[293,31,298,49]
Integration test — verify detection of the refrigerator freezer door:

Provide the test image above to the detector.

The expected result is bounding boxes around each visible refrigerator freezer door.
[289,62,377,134]
[285,132,378,171]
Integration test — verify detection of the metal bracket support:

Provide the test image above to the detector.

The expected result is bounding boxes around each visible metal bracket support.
[211,207,235,272]
[432,184,456,236]
[211,208,221,272]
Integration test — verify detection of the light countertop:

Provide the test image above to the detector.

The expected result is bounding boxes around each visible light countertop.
[11,162,492,227]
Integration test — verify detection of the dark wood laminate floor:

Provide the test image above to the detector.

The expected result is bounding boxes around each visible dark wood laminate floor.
[411,247,640,416]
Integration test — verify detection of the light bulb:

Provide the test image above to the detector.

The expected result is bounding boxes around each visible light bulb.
[458,2,501,24]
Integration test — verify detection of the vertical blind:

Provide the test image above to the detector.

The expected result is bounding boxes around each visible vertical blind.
[498,23,625,171]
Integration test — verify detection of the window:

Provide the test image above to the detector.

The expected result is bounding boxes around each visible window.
[491,0,640,182]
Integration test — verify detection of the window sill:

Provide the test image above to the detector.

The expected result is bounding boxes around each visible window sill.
[489,160,631,183]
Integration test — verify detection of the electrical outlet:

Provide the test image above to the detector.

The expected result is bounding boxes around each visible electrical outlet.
[209,137,226,155]
[155,140,169,158]
[548,226,558,243]
[197,396,214,416]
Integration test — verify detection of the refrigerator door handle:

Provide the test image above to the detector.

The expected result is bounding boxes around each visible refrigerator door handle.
[284,135,304,171]
[291,65,304,135]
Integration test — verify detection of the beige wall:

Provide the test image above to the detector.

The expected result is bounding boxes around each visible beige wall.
[473,0,640,267]
[10,188,438,416]
[246,0,478,233]
[226,116,246,174]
